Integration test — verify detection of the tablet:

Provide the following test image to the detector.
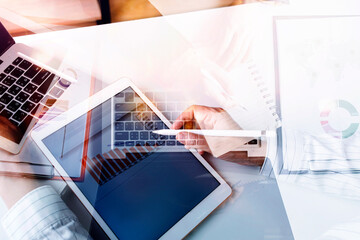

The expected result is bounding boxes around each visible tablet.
[32,78,232,239]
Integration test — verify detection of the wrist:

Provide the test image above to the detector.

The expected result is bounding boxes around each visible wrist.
[219,151,265,166]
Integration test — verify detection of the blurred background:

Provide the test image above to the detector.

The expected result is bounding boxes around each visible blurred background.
[0,0,247,36]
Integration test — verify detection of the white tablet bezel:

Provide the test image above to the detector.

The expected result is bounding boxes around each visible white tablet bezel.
[32,78,232,239]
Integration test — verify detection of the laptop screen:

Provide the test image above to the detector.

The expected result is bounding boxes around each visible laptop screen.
[0,21,15,56]
[42,86,220,239]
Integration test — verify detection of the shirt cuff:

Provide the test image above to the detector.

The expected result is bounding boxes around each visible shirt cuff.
[1,185,77,240]
[260,157,275,177]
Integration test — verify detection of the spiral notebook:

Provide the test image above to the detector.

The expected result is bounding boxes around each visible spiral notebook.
[201,59,281,131]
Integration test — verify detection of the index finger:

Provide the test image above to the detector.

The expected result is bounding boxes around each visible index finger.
[171,105,195,130]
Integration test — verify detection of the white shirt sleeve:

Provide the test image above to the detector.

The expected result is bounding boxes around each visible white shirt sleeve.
[1,185,90,240]
[225,104,274,175]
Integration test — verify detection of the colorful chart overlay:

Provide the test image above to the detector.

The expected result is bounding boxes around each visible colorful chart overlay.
[320,99,359,139]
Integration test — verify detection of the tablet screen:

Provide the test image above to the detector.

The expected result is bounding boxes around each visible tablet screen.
[42,87,220,239]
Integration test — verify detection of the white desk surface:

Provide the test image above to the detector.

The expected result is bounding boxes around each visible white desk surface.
[1,2,360,239]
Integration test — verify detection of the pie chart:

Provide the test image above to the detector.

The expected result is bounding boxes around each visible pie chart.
[320,99,359,139]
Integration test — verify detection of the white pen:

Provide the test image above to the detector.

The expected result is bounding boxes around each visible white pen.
[152,129,275,137]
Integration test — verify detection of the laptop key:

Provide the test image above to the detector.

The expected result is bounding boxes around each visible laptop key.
[140,131,148,140]
[0,103,4,112]
[15,91,30,102]
[146,141,155,146]
[44,98,56,107]
[156,140,165,146]
[114,141,125,147]
[0,93,13,104]
[136,141,145,146]
[12,110,27,122]
[3,76,16,86]
[115,92,124,98]
[0,60,2,65]
[24,64,41,79]
[115,113,128,121]
[30,104,40,115]
[21,101,36,112]
[115,132,129,140]
[12,57,23,66]
[29,92,43,103]
[7,100,21,112]
[130,132,139,140]
[4,65,14,74]
[0,84,8,95]
[0,73,6,81]
[10,68,24,78]
[115,103,136,112]
[24,83,37,94]
[125,92,134,102]
[156,103,166,111]
[135,122,143,130]
[38,74,54,94]
[16,76,30,87]
[32,69,51,85]
[155,121,164,130]
[163,112,171,120]
[49,86,64,98]
[8,85,21,96]
[136,103,146,112]
[125,122,134,130]
[152,113,160,121]
[125,141,135,147]
[166,141,176,146]
[19,60,32,70]
[150,132,158,140]
[115,122,124,130]
[132,112,140,121]
[159,135,168,140]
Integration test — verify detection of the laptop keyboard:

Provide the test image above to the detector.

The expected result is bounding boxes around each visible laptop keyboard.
[113,89,186,148]
[0,56,71,133]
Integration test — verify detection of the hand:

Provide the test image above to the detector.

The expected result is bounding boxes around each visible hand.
[172,105,264,166]
[172,105,225,154]
[0,174,40,208]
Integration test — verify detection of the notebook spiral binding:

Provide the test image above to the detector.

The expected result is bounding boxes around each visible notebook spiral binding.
[247,60,282,128]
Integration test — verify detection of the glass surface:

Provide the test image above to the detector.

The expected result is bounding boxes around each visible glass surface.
[42,87,220,239]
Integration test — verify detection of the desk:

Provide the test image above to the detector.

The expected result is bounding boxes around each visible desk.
[3,3,357,239]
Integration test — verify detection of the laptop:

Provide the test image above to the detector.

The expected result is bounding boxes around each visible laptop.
[0,21,74,154]
[32,78,232,239]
